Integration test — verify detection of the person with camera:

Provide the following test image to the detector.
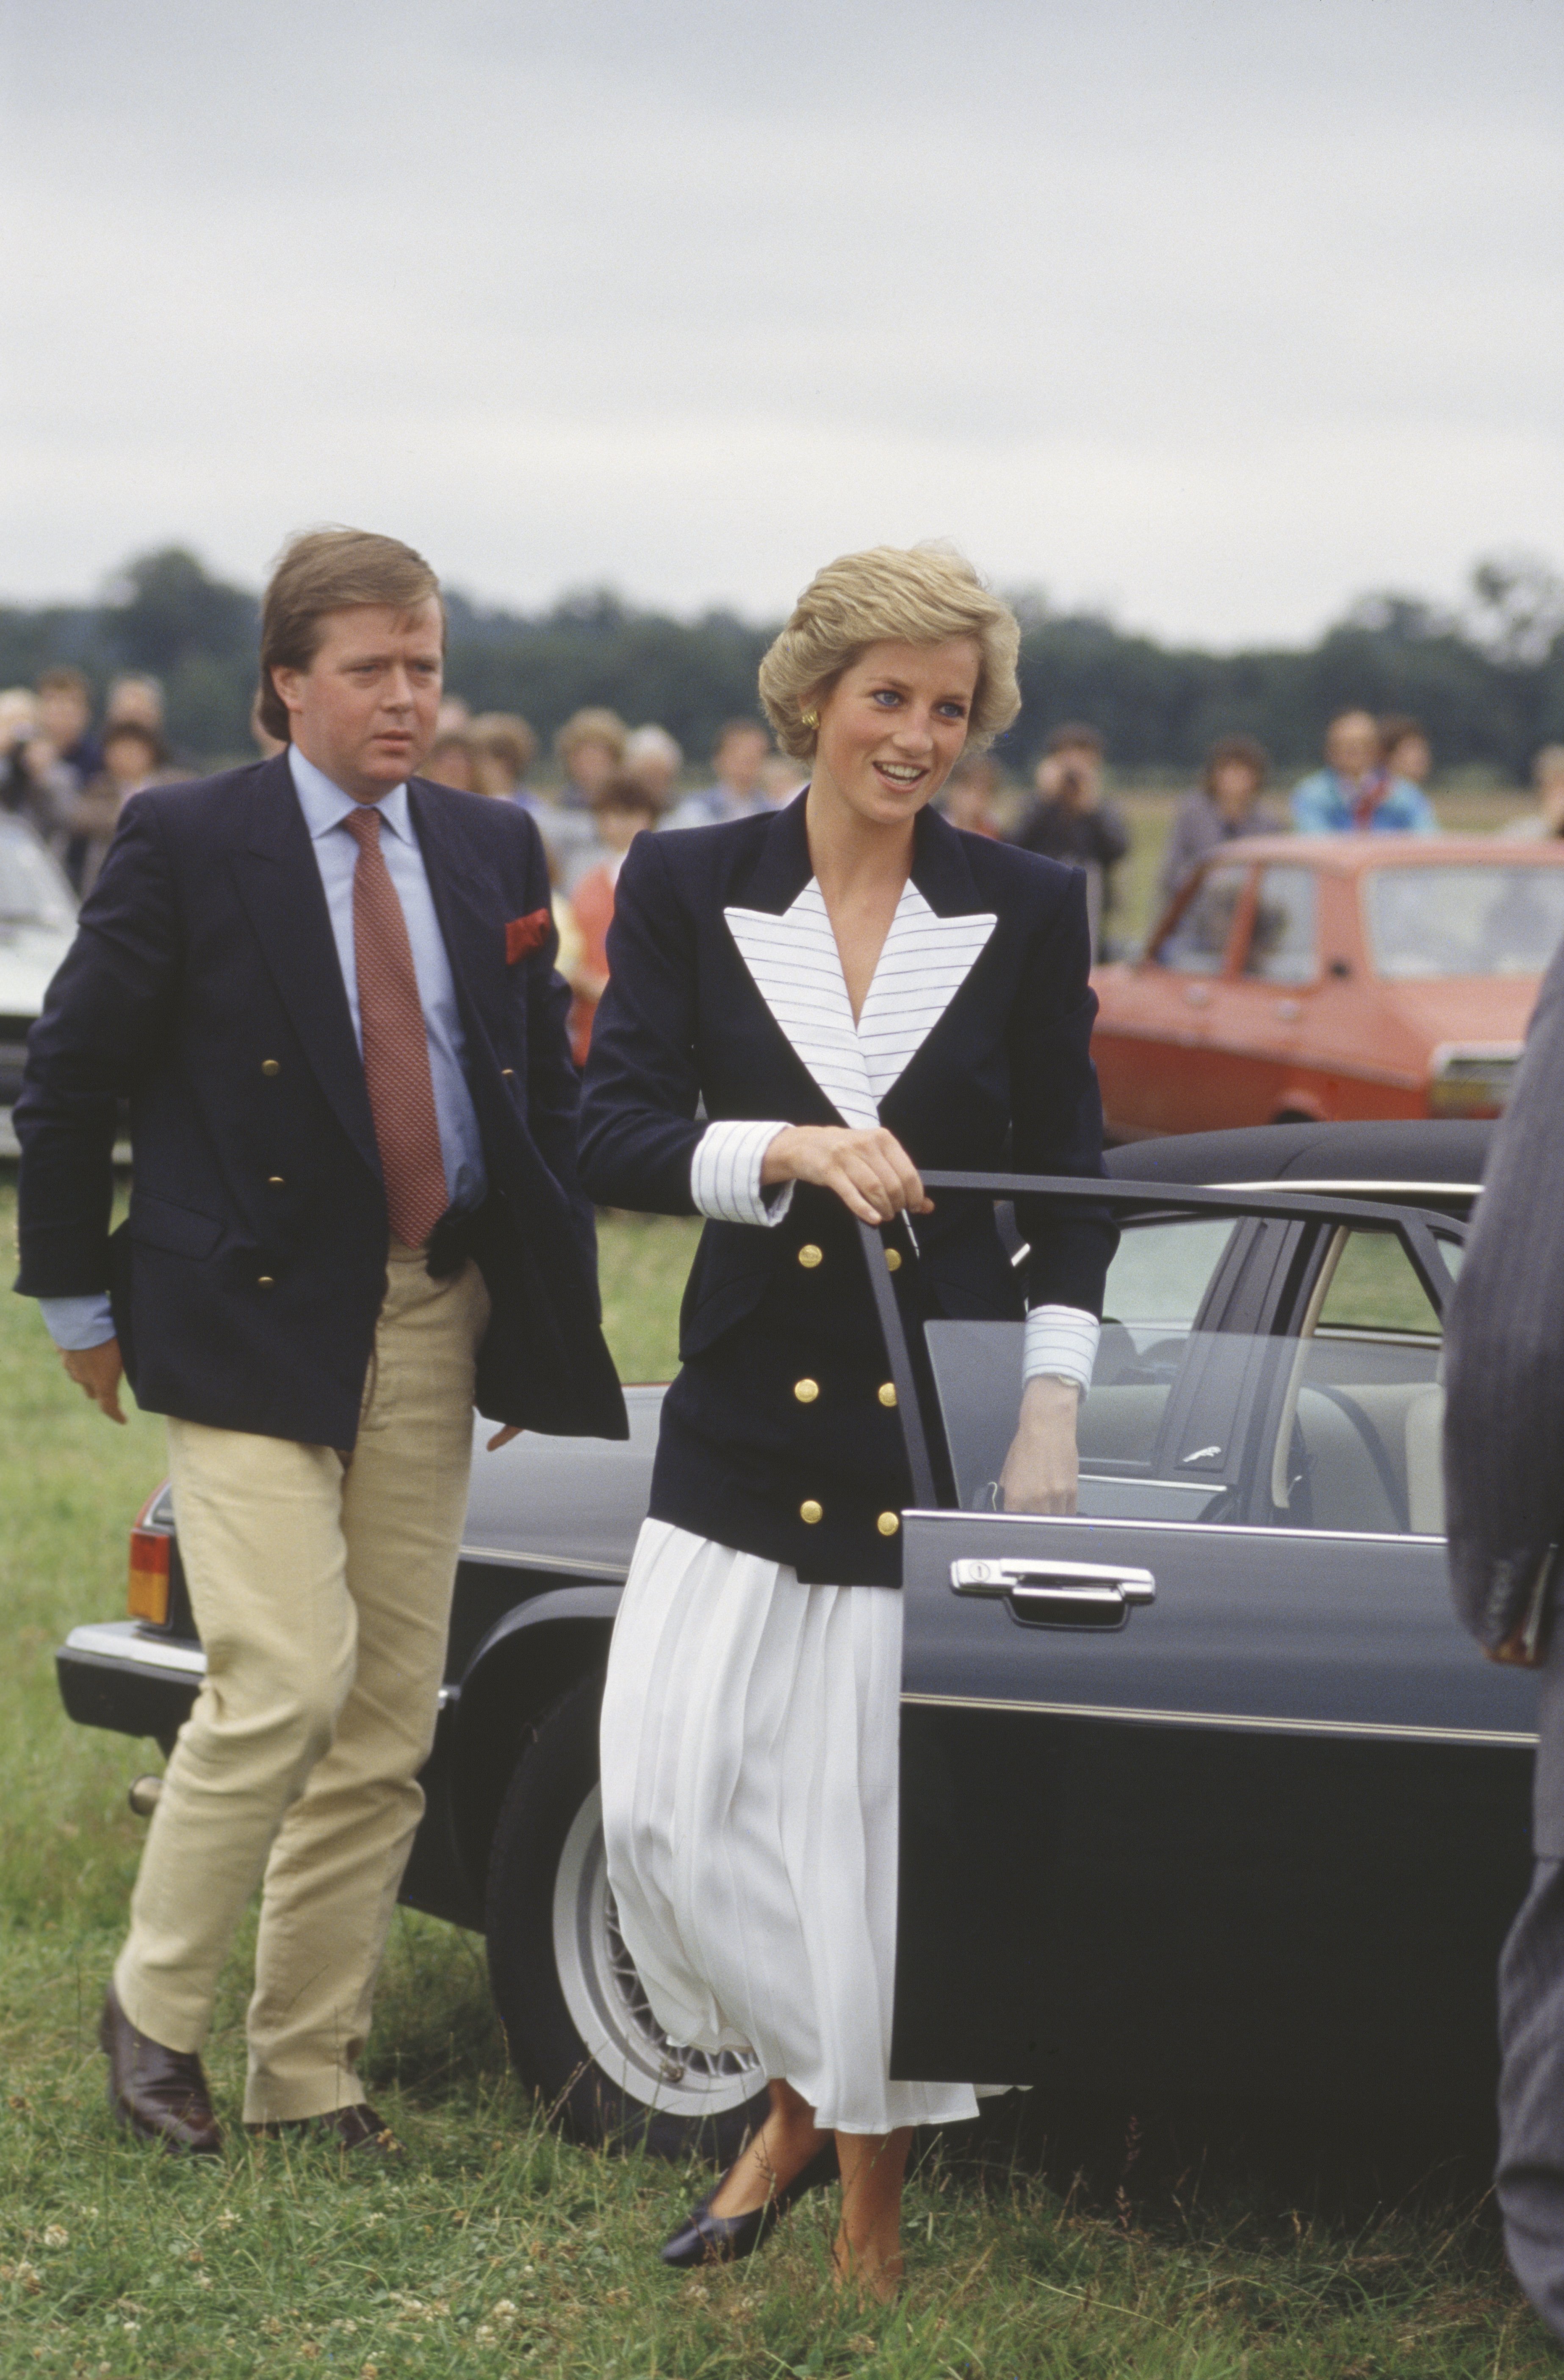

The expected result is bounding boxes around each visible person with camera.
[1008,722,1129,957]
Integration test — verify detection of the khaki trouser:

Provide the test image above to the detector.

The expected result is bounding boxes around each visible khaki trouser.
[113,1240,490,2123]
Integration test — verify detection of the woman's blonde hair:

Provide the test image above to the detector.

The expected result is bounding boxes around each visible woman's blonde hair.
[758,545,1022,762]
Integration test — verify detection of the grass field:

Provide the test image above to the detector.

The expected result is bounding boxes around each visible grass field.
[0,1187,1552,2375]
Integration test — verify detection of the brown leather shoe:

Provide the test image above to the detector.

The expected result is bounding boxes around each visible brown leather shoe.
[252,2103,404,2160]
[99,1984,221,2156]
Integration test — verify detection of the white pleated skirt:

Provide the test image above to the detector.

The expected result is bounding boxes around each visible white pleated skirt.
[599,1517,986,2136]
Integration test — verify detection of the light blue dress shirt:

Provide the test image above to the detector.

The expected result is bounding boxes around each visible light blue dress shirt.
[41,746,486,1351]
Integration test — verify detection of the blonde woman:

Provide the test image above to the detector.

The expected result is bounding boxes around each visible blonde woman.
[579,546,1115,2295]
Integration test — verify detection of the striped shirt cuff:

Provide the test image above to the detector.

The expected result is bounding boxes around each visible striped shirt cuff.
[690,1120,795,1227]
[1023,1305,1100,1393]
[38,1292,116,1351]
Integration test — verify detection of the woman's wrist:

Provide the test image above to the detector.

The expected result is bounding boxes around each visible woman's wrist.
[758,1125,803,1187]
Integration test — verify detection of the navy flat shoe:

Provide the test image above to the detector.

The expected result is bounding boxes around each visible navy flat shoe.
[660,2143,837,2269]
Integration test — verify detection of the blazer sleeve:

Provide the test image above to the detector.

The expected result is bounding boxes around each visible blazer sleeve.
[14,797,182,1298]
[1445,937,1564,1646]
[1007,867,1118,1317]
[509,816,596,1256]
[576,830,703,1215]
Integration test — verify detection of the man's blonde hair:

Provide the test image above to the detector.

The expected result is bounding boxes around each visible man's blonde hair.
[258,528,442,742]
[758,545,1022,762]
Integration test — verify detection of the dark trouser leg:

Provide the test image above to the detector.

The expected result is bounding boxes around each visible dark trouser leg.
[1498,1856,1564,2340]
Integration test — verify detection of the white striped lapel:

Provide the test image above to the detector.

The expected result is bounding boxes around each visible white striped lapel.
[725,878,996,1126]
[725,883,878,1128]
[857,883,997,1104]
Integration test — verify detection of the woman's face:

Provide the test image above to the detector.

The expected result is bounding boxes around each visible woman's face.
[811,637,980,833]
[1210,760,1262,820]
[569,737,619,797]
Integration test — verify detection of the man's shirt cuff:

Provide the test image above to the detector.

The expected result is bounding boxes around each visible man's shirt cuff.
[39,1293,116,1351]
[690,1120,794,1227]
[1024,1305,1100,1392]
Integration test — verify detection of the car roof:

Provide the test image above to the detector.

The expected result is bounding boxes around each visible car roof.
[1104,1118,1490,1190]
[1206,833,1564,872]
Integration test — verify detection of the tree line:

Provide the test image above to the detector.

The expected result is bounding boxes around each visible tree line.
[3,545,1561,780]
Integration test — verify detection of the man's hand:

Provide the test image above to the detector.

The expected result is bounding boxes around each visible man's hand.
[486,1424,523,1452]
[760,1124,933,1227]
[998,1375,1080,1514]
[61,1338,127,1424]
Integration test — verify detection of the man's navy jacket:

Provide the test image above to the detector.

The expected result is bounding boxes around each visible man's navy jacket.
[14,752,627,1449]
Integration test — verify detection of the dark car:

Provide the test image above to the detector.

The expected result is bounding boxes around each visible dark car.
[0,814,78,1105]
[58,1120,1539,2157]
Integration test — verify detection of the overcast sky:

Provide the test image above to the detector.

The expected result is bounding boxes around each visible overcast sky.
[3,0,1560,645]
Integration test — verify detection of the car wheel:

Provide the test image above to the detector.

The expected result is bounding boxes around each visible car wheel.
[484,1672,769,2160]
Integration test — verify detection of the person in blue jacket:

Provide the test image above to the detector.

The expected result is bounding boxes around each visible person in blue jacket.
[1291,708,1438,834]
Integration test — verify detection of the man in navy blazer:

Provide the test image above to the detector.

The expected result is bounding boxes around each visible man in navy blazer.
[16,529,624,2156]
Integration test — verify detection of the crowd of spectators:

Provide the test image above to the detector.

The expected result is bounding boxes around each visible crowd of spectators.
[6,659,1564,1051]
[0,667,194,894]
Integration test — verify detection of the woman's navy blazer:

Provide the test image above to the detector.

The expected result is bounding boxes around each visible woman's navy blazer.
[14,754,626,1449]
[578,794,1115,1583]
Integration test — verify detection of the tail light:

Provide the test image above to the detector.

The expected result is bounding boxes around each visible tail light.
[128,1485,172,1626]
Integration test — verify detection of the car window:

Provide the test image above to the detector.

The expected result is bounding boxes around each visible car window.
[1315,1226,1445,1339]
[1244,866,1317,985]
[1102,1214,1238,1332]
[922,1215,1457,1539]
[1366,865,1564,980]
[1155,866,1246,974]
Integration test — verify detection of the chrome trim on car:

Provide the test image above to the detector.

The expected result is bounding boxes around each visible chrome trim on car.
[61,1621,460,1710]
[903,1508,1445,1547]
[901,1690,1536,1750]
[62,1621,206,1675]
[457,1544,629,1581]
[1224,1179,1481,1199]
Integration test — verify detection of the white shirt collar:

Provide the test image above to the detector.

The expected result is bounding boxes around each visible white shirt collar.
[288,744,414,844]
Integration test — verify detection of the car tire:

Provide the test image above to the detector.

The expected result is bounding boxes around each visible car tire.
[484,1671,769,2161]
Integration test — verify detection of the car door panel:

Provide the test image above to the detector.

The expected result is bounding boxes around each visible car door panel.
[895,1689,1527,2096]
[886,1181,1538,2101]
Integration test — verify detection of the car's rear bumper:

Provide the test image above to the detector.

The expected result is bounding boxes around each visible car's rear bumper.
[55,1621,481,1926]
[57,1620,205,1741]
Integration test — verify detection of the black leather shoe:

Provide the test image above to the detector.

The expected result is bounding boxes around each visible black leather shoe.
[252,2103,404,2160]
[660,2144,836,2268]
[99,1984,222,2156]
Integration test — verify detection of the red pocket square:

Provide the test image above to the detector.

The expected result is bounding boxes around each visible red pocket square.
[506,908,552,964]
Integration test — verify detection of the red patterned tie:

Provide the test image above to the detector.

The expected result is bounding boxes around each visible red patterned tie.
[342,804,449,1247]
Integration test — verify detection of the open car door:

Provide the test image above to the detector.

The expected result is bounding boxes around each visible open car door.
[875,1174,1539,2104]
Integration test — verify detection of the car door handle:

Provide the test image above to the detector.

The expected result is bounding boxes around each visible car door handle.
[950,1557,1156,1630]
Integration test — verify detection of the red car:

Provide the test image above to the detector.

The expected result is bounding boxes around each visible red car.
[1091,835,1564,1139]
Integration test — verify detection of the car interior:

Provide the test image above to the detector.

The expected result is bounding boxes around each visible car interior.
[925,1212,1453,1539]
